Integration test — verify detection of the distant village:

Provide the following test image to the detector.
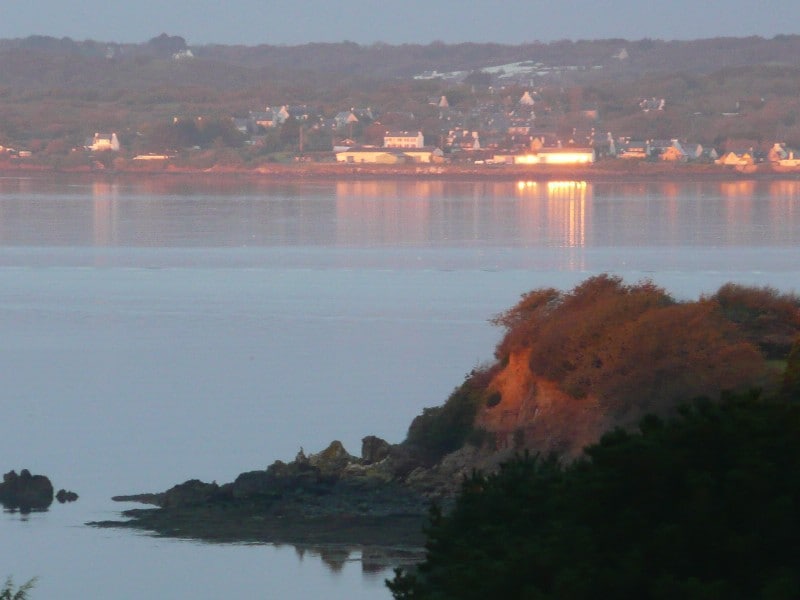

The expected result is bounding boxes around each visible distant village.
[3,86,800,172]
[3,33,800,174]
[217,89,800,169]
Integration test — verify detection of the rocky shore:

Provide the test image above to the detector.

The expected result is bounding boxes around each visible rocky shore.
[3,160,800,182]
[92,436,514,547]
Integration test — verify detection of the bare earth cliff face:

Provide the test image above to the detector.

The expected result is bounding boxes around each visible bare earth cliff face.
[476,349,611,459]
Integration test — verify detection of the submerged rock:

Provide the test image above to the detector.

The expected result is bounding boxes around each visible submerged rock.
[0,469,54,512]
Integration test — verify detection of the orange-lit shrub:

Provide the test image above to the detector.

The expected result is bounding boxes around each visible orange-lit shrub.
[493,275,772,418]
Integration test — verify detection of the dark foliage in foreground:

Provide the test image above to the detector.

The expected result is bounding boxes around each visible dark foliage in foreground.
[389,391,800,599]
[0,577,35,600]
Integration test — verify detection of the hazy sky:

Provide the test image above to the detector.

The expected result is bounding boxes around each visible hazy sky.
[1,0,799,46]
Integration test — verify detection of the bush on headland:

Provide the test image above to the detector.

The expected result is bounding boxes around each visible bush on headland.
[492,275,789,413]
[400,275,800,465]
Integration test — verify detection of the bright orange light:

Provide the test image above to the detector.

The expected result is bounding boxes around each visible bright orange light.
[542,153,593,164]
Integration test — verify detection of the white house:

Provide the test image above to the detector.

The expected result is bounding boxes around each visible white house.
[88,133,120,152]
[384,131,425,149]
[519,91,535,106]
[336,146,443,164]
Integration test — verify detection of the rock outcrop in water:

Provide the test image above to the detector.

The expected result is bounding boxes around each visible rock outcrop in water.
[0,469,54,512]
[97,431,521,546]
[101,439,436,546]
[56,488,79,503]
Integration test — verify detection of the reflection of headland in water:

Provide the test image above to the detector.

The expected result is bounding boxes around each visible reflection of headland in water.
[292,544,424,575]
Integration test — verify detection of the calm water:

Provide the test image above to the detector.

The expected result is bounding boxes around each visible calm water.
[1,175,799,599]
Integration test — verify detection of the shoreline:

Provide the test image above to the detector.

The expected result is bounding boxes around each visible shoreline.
[2,161,800,183]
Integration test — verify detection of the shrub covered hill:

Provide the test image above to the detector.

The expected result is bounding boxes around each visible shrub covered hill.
[102,275,800,544]
[399,275,800,486]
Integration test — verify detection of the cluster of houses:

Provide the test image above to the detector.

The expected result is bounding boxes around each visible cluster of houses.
[7,89,795,171]
[233,105,375,136]
[335,131,444,164]
[0,146,32,158]
[613,138,716,162]
[715,143,800,169]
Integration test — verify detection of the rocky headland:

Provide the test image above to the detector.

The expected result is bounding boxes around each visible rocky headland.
[94,276,800,547]
[95,436,515,547]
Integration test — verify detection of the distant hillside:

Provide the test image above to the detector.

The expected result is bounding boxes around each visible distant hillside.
[2,34,800,90]
[5,34,800,161]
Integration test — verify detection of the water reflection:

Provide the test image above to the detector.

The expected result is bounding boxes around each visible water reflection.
[720,180,756,198]
[292,544,423,575]
[2,505,47,518]
[1,174,799,598]
[510,181,589,249]
[92,181,119,248]
[334,179,592,249]
[769,180,800,199]
[0,176,798,251]
[336,186,433,246]
[546,181,587,248]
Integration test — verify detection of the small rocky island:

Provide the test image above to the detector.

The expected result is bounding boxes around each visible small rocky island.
[0,469,78,513]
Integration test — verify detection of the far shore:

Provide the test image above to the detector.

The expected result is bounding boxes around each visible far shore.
[2,160,800,183]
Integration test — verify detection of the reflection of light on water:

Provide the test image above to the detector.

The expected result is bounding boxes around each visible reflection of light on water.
[768,182,799,225]
[516,180,592,255]
[92,181,119,249]
[768,180,800,199]
[335,193,432,246]
[546,180,587,191]
[335,180,447,200]
[719,180,755,198]
[514,180,589,269]
[546,181,588,249]
[660,182,680,198]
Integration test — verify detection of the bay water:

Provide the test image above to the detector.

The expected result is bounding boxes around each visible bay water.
[1,175,799,598]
